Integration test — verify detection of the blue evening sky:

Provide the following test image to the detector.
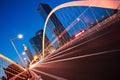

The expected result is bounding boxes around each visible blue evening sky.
[0,0,114,66]
[0,0,72,65]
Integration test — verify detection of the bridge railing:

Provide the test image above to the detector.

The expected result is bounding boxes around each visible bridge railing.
[0,54,29,80]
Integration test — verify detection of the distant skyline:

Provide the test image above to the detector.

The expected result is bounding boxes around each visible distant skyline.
[0,0,72,65]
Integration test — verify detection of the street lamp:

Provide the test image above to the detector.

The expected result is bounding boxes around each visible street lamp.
[10,34,39,79]
[23,57,27,64]
[10,34,26,67]
[22,51,31,63]
[18,34,23,39]
[22,51,26,55]
[10,34,39,77]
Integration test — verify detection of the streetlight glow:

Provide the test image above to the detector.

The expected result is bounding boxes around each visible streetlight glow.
[18,34,23,39]
[77,18,80,21]
[10,34,26,67]
[22,52,26,55]
[24,57,27,60]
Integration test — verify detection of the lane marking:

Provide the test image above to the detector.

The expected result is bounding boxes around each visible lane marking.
[45,30,110,62]
[41,49,120,64]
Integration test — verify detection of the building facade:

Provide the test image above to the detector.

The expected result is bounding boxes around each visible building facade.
[23,44,34,62]
[29,35,42,54]
[29,30,51,54]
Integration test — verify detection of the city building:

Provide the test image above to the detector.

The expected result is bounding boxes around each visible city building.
[37,3,71,47]
[29,35,42,54]
[36,30,50,49]
[30,30,52,54]
[23,44,34,62]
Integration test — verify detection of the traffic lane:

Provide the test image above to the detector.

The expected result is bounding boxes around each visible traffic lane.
[45,26,120,62]
[48,33,120,62]
[33,50,120,80]
[46,20,120,61]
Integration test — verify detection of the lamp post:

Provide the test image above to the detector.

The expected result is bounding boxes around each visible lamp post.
[22,51,31,64]
[10,34,26,67]
[10,34,39,80]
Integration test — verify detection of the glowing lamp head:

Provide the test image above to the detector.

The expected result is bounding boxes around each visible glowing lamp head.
[24,57,27,60]
[77,18,80,21]
[18,34,23,39]
[22,52,26,55]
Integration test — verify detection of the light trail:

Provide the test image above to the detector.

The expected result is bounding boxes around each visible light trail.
[45,49,82,62]
[9,71,27,80]
[40,49,120,65]
[31,13,119,69]
[0,54,30,79]
[0,54,25,71]
[30,60,42,69]
[29,70,43,80]
[44,28,111,62]
[44,12,119,62]
[42,0,120,57]
[0,64,27,78]
[32,69,67,80]
[0,68,25,80]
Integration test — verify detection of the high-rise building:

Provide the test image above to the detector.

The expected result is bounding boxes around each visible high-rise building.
[23,44,34,62]
[38,3,71,46]
[36,30,50,49]
[29,35,42,54]
[29,30,51,54]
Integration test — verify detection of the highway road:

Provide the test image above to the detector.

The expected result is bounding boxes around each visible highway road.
[31,14,120,80]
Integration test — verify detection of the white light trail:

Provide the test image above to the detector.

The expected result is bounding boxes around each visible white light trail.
[41,49,120,65]
[44,29,110,62]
